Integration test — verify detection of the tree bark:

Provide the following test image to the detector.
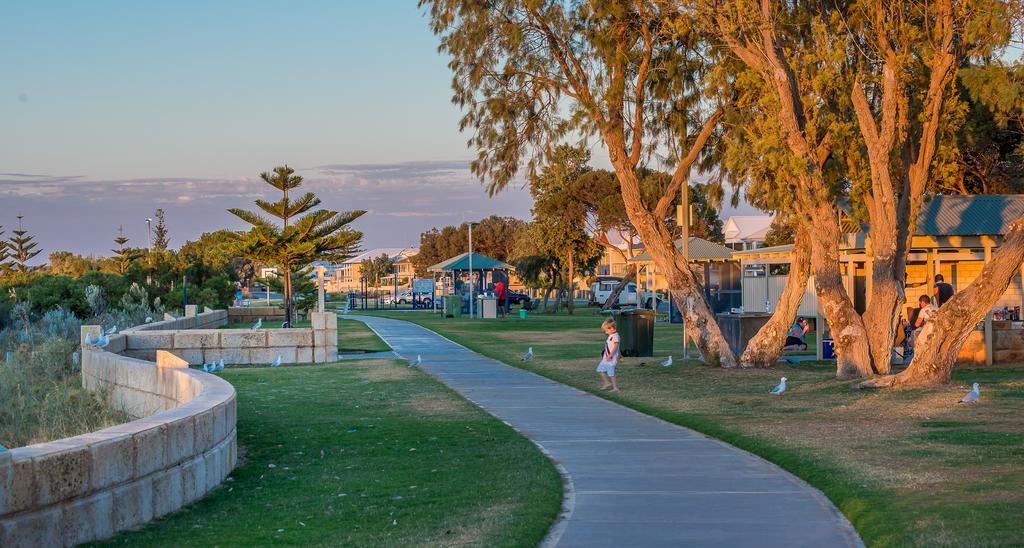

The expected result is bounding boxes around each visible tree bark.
[603,264,638,309]
[804,201,874,378]
[567,251,575,315]
[859,217,1024,387]
[739,223,811,368]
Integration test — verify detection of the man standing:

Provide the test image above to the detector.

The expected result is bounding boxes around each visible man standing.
[495,280,507,318]
[933,274,955,307]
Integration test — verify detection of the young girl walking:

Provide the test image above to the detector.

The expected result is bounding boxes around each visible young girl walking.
[598,317,621,392]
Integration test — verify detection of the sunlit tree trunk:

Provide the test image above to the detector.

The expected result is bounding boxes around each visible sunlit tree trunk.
[859,217,1024,387]
[740,224,811,368]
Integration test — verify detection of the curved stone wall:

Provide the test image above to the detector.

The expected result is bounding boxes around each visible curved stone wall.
[0,338,237,546]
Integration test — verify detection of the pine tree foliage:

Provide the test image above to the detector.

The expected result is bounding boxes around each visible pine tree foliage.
[9,215,41,272]
[112,226,136,275]
[152,209,170,251]
[228,165,365,323]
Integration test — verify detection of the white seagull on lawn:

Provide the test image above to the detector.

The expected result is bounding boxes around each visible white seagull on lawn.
[252,318,263,330]
[959,383,981,404]
[270,355,282,368]
[521,347,534,361]
[408,355,422,368]
[660,355,673,367]
[202,363,212,373]
[769,377,787,395]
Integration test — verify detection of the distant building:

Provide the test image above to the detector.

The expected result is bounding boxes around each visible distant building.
[327,247,418,293]
[723,215,774,251]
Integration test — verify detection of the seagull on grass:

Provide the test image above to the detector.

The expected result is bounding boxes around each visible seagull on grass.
[202,363,212,373]
[660,355,673,367]
[270,355,282,368]
[521,347,534,362]
[252,318,263,330]
[408,355,422,368]
[769,377,787,395]
[218,358,225,371]
[959,383,980,404]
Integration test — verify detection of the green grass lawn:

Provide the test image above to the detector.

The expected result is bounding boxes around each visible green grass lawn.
[93,358,561,546]
[360,309,1024,548]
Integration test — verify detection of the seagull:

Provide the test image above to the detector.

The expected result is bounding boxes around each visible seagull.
[105,325,117,335]
[521,347,534,361]
[95,334,110,349]
[660,355,673,367]
[202,363,212,373]
[252,318,263,330]
[84,334,100,346]
[145,316,153,323]
[270,355,282,368]
[769,377,787,395]
[408,355,422,368]
[959,383,980,404]
[218,358,225,371]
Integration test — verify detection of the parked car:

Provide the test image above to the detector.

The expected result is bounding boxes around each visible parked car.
[643,290,667,309]
[505,290,531,306]
[590,279,638,307]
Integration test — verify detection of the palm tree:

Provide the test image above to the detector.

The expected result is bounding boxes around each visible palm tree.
[229,165,365,325]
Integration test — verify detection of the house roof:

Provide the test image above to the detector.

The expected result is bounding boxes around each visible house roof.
[630,237,735,262]
[731,244,795,257]
[343,247,417,264]
[428,252,512,272]
[723,215,774,242]
[915,194,1024,236]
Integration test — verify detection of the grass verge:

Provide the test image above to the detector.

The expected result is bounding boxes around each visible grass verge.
[93,358,562,546]
[360,309,1024,548]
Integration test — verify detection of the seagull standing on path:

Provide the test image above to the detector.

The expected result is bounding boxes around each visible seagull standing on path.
[660,355,673,367]
[769,377,787,395]
[408,355,422,368]
[521,347,534,361]
[270,355,282,367]
[959,383,980,404]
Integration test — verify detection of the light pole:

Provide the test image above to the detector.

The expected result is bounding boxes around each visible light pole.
[146,218,153,251]
[468,221,476,318]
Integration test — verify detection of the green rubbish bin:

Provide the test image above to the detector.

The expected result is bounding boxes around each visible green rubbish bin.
[613,308,655,357]
[444,295,462,318]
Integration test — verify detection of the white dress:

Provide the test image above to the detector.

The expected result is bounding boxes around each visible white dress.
[597,332,621,375]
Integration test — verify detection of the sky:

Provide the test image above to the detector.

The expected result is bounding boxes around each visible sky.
[0,1,753,263]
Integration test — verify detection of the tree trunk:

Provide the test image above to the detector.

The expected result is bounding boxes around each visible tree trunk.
[739,224,812,368]
[859,217,1024,388]
[602,265,637,309]
[542,280,555,313]
[862,247,902,375]
[283,265,293,327]
[608,158,737,367]
[567,251,575,315]
[804,202,874,378]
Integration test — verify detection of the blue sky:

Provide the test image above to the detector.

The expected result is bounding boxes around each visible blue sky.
[0,1,538,258]
[0,1,751,261]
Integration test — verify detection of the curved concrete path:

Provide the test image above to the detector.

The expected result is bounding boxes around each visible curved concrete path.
[350,315,862,548]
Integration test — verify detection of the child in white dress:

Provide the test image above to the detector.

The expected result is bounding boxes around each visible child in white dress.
[598,317,621,392]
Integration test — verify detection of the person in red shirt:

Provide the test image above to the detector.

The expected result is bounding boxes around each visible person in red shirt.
[495,280,507,318]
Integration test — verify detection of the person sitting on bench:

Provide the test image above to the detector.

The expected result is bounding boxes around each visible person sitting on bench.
[784,317,809,351]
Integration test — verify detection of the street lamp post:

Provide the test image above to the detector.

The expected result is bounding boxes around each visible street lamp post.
[146,218,153,251]
[468,221,475,318]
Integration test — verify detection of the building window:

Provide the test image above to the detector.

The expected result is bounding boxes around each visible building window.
[769,264,790,276]
[744,265,766,277]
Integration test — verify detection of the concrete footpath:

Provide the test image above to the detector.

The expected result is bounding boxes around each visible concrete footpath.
[350,315,862,548]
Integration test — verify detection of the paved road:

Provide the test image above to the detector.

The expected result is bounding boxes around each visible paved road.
[349,315,862,548]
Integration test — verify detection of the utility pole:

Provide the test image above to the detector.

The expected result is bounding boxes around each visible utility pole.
[468,221,475,318]
[678,182,690,359]
[146,218,152,251]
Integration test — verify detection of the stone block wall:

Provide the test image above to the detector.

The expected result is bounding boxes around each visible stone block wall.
[0,347,237,547]
[126,308,228,333]
[956,327,1024,365]
[120,312,338,365]
[227,306,306,324]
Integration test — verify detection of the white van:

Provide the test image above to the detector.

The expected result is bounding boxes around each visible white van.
[590,279,638,307]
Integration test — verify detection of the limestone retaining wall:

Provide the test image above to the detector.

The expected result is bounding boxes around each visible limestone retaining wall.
[0,347,237,547]
[227,306,306,324]
[127,307,228,332]
[121,312,338,365]
[956,327,1024,365]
